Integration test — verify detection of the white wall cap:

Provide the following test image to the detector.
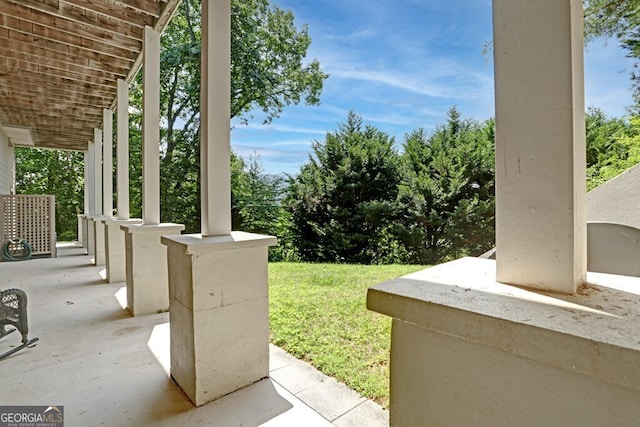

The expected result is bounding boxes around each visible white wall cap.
[120,223,185,233]
[161,231,277,254]
[103,218,144,226]
[368,256,640,392]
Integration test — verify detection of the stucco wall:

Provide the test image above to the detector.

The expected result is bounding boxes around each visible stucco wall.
[390,319,640,427]
[587,163,640,229]
[368,257,640,426]
[0,125,15,194]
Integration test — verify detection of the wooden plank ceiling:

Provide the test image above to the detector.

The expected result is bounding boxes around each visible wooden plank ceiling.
[0,0,180,151]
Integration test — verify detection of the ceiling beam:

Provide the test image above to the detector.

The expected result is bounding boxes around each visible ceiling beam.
[3,1,142,52]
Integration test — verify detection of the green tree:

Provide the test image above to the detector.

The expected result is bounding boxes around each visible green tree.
[584,0,640,45]
[287,112,403,264]
[397,108,495,264]
[14,148,85,241]
[231,0,327,123]
[125,0,328,232]
[231,154,296,261]
[586,107,640,189]
[234,155,283,233]
[584,0,640,105]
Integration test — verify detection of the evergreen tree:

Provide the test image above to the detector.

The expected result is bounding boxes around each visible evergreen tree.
[287,112,402,263]
[397,108,495,264]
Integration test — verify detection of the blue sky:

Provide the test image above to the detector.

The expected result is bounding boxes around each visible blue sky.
[230,0,636,176]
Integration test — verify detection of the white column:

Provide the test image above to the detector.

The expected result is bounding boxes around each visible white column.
[84,150,90,215]
[94,128,103,216]
[86,141,96,255]
[201,0,232,236]
[142,25,161,225]
[103,109,113,217]
[87,142,96,216]
[79,149,90,246]
[117,79,130,220]
[493,0,586,294]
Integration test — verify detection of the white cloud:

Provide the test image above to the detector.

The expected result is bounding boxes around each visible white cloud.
[234,121,327,135]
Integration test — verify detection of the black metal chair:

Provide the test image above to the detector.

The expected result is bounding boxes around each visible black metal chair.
[0,288,38,360]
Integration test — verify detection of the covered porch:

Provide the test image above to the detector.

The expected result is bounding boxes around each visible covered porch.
[2,0,640,425]
[0,243,386,426]
[0,1,386,422]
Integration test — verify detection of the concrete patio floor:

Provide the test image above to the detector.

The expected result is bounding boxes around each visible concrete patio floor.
[0,243,388,427]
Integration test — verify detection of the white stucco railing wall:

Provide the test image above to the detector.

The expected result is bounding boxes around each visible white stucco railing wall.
[368,258,640,426]
[587,221,640,276]
[587,162,640,229]
[368,1,640,425]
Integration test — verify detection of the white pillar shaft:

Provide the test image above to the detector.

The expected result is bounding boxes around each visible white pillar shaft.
[103,109,113,217]
[200,0,232,236]
[142,26,161,225]
[84,150,90,214]
[493,0,586,293]
[117,79,130,220]
[94,128,103,216]
[87,141,96,216]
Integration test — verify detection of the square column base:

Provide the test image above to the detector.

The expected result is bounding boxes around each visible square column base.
[104,218,143,283]
[121,223,185,316]
[368,257,640,426]
[85,215,96,256]
[78,214,90,252]
[161,231,277,407]
[92,217,108,266]
[77,214,85,248]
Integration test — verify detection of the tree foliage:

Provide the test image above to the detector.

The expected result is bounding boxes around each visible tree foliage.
[232,155,283,233]
[14,148,85,241]
[584,0,640,44]
[285,109,496,265]
[287,112,403,264]
[586,107,640,189]
[124,0,327,232]
[231,154,296,261]
[397,108,495,264]
[231,0,328,124]
[584,0,640,105]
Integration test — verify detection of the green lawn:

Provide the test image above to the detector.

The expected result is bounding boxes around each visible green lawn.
[268,262,427,408]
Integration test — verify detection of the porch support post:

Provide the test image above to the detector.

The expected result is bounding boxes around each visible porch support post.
[103,109,113,218]
[94,129,103,217]
[200,0,231,237]
[84,150,89,216]
[92,128,106,266]
[87,142,95,216]
[79,150,90,250]
[116,79,130,221]
[98,110,114,272]
[104,81,142,284]
[493,0,586,293]
[162,0,276,406]
[142,25,161,226]
[86,141,96,255]
[121,26,184,312]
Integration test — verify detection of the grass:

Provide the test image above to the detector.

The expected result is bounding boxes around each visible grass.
[268,262,427,408]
